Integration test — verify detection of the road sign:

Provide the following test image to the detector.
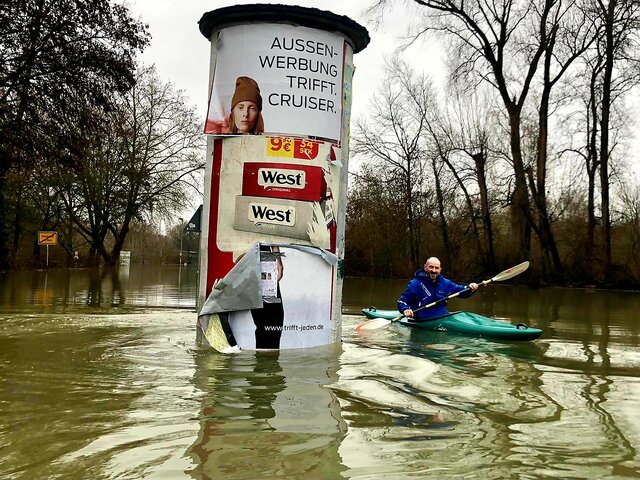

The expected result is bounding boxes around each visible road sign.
[38,231,58,246]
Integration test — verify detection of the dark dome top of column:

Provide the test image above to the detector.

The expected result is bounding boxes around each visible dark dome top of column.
[199,3,370,53]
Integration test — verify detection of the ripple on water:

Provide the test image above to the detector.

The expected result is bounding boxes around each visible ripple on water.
[2,307,640,479]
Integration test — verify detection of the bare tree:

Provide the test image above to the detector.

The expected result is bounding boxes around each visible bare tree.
[590,0,640,271]
[526,0,597,276]
[561,0,640,279]
[351,59,433,267]
[55,67,205,266]
[426,86,501,271]
[369,0,587,268]
[0,0,149,269]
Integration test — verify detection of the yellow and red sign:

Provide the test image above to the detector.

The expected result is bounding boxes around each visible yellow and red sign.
[266,137,320,160]
[38,231,58,246]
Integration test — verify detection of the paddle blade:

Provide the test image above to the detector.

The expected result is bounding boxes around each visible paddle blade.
[491,261,530,282]
[355,318,392,332]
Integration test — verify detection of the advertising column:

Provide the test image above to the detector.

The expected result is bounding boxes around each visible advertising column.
[197,5,369,351]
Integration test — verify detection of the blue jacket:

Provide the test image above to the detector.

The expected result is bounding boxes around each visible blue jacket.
[397,269,474,319]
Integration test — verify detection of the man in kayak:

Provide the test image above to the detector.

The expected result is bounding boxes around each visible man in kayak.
[398,257,478,320]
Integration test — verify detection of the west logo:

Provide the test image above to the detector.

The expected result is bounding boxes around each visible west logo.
[249,202,296,227]
[235,195,316,240]
[258,168,306,189]
[242,162,326,202]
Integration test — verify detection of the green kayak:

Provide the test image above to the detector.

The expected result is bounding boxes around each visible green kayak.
[360,308,543,341]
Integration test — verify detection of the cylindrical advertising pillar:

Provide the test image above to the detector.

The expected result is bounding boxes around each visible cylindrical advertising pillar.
[196,5,369,352]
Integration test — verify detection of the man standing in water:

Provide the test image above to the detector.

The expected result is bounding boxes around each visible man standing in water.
[398,257,478,320]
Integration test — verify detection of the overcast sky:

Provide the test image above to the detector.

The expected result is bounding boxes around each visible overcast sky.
[126,0,442,122]
[125,0,639,190]
[121,0,439,226]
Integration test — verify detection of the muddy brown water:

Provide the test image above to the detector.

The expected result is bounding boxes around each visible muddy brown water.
[1,266,639,478]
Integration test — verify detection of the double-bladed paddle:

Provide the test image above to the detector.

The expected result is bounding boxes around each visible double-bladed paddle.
[355,261,530,332]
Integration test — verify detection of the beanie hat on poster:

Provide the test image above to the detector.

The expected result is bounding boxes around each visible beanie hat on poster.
[231,76,262,111]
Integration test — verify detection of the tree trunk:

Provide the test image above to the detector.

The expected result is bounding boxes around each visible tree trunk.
[0,162,10,270]
[507,107,532,260]
[534,77,563,276]
[440,154,484,262]
[406,170,419,267]
[432,158,452,266]
[586,70,600,278]
[473,151,496,271]
[599,0,616,272]
[527,168,563,277]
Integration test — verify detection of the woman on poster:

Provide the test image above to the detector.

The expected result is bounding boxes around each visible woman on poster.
[227,76,265,134]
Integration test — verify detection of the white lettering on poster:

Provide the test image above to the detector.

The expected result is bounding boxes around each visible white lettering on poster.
[249,202,296,227]
[260,39,338,114]
[258,168,306,189]
[205,24,345,140]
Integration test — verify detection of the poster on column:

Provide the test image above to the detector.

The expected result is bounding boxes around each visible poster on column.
[210,135,341,265]
[204,23,345,142]
[227,246,333,350]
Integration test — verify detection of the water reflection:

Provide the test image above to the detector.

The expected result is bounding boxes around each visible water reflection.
[87,267,125,306]
[341,312,640,479]
[188,346,348,479]
[0,264,198,311]
[0,268,639,478]
[405,328,547,372]
[331,333,558,478]
[0,314,149,478]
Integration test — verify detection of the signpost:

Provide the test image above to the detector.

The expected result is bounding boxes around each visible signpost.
[38,231,58,267]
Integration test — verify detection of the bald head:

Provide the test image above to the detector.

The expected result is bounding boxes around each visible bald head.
[423,257,442,280]
[426,257,440,267]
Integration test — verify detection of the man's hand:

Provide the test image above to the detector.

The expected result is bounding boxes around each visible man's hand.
[469,282,479,291]
[403,309,413,318]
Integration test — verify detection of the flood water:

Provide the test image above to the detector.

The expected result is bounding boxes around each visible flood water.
[1,265,639,479]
